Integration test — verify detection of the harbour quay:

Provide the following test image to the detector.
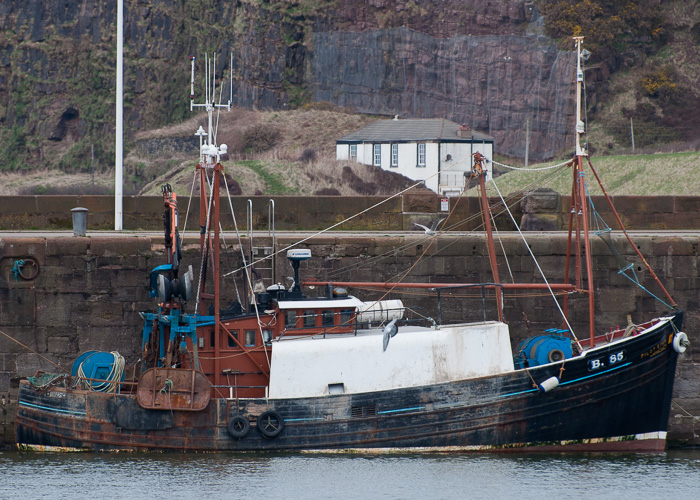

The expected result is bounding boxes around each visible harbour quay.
[1,193,700,448]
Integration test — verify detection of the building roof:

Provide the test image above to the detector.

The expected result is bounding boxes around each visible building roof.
[337,118,493,143]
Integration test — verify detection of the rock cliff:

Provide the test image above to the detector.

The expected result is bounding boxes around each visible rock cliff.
[0,0,586,174]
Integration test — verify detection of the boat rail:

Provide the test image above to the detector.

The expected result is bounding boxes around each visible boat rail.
[279,306,431,339]
[434,282,504,324]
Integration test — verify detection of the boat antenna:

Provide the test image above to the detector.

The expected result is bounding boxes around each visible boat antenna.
[574,36,586,157]
[189,55,232,163]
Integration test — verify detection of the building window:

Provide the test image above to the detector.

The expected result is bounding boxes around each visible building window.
[245,330,256,347]
[349,144,357,161]
[391,144,398,167]
[417,143,426,167]
[373,144,381,166]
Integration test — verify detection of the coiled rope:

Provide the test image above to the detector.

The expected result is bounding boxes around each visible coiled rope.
[76,351,125,393]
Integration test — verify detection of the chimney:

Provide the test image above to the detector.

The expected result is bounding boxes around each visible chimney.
[457,124,471,138]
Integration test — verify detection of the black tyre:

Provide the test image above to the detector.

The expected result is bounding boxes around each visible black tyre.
[227,415,250,439]
[257,410,284,438]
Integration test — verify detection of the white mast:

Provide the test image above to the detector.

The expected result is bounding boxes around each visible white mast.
[115,0,124,230]
[574,36,586,157]
[190,54,232,164]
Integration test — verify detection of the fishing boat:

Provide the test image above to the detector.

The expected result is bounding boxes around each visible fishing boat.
[15,39,689,452]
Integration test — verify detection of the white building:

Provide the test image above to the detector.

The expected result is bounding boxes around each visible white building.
[336,118,494,196]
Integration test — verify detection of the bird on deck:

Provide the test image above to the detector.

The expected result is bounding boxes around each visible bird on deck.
[410,217,445,236]
[382,318,399,352]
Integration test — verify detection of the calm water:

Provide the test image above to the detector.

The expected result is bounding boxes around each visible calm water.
[2,450,699,500]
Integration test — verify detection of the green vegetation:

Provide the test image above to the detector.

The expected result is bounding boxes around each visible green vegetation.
[235,160,296,195]
[535,0,669,51]
[470,152,700,197]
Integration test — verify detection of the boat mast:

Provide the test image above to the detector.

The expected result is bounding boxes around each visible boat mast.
[567,36,596,345]
[474,152,504,322]
[190,54,231,387]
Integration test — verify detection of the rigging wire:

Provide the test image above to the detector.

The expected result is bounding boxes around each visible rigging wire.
[0,328,68,373]
[221,151,480,279]
[489,175,582,350]
[194,167,216,314]
[324,162,567,282]
[221,173,272,372]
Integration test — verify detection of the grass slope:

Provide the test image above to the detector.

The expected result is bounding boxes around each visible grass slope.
[471,152,700,197]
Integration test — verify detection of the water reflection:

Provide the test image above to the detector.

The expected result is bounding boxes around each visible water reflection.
[2,450,699,500]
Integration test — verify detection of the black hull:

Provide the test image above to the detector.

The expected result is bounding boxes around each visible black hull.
[15,312,683,452]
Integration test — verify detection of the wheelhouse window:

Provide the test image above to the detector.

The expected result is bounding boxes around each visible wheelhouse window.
[285,311,297,328]
[303,310,316,328]
[245,330,256,347]
[262,329,272,345]
[227,330,239,348]
[417,143,426,167]
[373,144,381,166]
[341,309,353,326]
[323,310,335,327]
[391,144,398,167]
[349,144,357,161]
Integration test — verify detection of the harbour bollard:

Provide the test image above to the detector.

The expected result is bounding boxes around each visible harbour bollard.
[71,207,88,236]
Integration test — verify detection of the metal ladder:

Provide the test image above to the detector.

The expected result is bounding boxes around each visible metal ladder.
[246,199,276,288]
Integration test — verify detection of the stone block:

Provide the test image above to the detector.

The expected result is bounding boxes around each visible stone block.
[520,188,560,213]
[0,288,35,327]
[77,326,139,354]
[520,213,561,231]
[654,237,699,257]
[90,237,142,257]
[35,292,73,327]
[47,336,76,355]
[0,372,9,392]
[403,192,438,213]
[1,354,17,373]
[16,353,59,378]
[87,301,125,328]
[46,237,89,257]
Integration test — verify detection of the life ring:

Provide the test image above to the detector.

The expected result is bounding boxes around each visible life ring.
[227,415,250,439]
[548,349,565,363]
[257,410,284,438]
[673,332,689,354]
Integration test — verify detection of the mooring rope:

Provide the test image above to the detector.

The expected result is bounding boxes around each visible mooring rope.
[0,328,68,373]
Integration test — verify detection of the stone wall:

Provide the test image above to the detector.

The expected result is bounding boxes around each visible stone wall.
[0,231,699,447]
[2,194,700,232]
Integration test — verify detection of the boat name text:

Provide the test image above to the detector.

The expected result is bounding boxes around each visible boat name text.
[588,351,625,371]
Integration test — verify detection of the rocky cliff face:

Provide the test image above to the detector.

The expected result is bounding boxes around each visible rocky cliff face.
[0,0,573,175]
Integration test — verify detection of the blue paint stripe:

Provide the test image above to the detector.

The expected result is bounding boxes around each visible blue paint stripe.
[284,417,327,422]
[499,387,539,398]
[19,401,87,416]
[378,406,425,415]
[499,362,633,399]
[560,362,631,385]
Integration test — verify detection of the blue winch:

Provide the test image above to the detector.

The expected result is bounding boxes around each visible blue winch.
[71,351,125,392]
[514,330,573,369]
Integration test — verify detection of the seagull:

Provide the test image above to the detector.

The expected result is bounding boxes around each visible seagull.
[410,218,445,236]
[382,318,399,352]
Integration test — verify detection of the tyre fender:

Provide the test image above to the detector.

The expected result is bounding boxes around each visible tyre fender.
[257,410,284,438]
[227,414,250,439]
